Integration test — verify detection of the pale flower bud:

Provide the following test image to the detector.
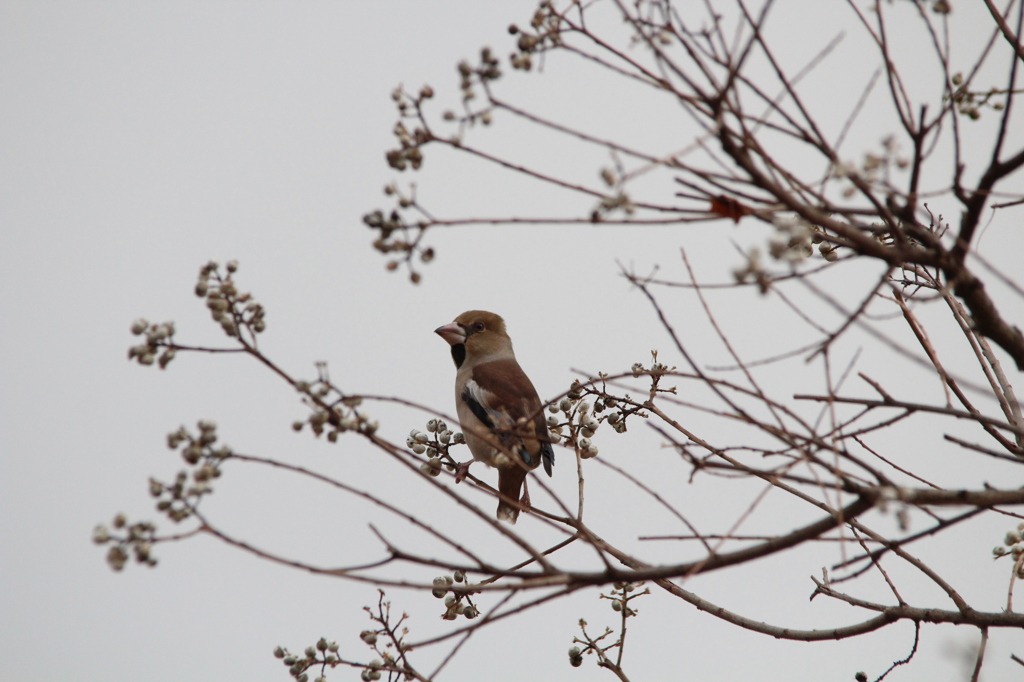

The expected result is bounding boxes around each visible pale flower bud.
[92,525,110,544]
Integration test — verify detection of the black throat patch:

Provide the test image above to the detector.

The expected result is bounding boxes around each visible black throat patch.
[451,343,466,369]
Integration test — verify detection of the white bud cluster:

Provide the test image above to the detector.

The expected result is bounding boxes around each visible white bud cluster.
[152,422,231,522]
[195,260,266,337]
[509,6,556,69]
[631,353,674,379]
[651,362,671,376]
[995,523,1024,577]
[548,379,633,451]
[429,572,477,619]
[275,638,340,682]
[293,389,374,442]
[409,418,462,474]
[386,132,424,172]
[127,318,177,368]
[769,215,814,264]
[93,513,159,571]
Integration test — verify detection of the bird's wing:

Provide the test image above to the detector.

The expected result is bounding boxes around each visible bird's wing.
[461,359,553,474]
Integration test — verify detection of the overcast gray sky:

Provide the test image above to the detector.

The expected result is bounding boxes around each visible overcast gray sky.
[3,2,1023,681]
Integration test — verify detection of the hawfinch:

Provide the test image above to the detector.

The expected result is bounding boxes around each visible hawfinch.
[435,311,554,523]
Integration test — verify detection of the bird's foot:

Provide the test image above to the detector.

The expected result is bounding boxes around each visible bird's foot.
[520,480,532,509]
[454,461,472,484]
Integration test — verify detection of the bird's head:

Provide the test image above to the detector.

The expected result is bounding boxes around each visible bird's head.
[435,310,513,368]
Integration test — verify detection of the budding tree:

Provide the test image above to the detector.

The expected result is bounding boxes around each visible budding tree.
[99,1,1024,680]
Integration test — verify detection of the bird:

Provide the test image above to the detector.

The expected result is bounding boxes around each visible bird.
[434,310,554,523]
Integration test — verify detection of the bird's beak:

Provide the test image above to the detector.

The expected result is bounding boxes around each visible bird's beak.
[434,322,466,346]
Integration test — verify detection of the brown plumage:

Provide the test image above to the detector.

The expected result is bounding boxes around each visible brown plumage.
[435,311,553,523]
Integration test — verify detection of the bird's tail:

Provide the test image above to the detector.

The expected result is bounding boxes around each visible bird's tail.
[496,467,528,524]
[496,500,519,524]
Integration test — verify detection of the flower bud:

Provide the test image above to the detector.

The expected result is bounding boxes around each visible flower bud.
[106,546,128,571]
[92,525,110,544]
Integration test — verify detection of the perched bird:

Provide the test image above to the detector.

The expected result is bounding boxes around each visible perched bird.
[435,311,554,523]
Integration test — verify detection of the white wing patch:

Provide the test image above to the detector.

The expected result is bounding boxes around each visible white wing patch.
[462,379,517,431]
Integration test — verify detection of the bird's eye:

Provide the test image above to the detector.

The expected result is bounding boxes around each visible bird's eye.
[473,322,485,332]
